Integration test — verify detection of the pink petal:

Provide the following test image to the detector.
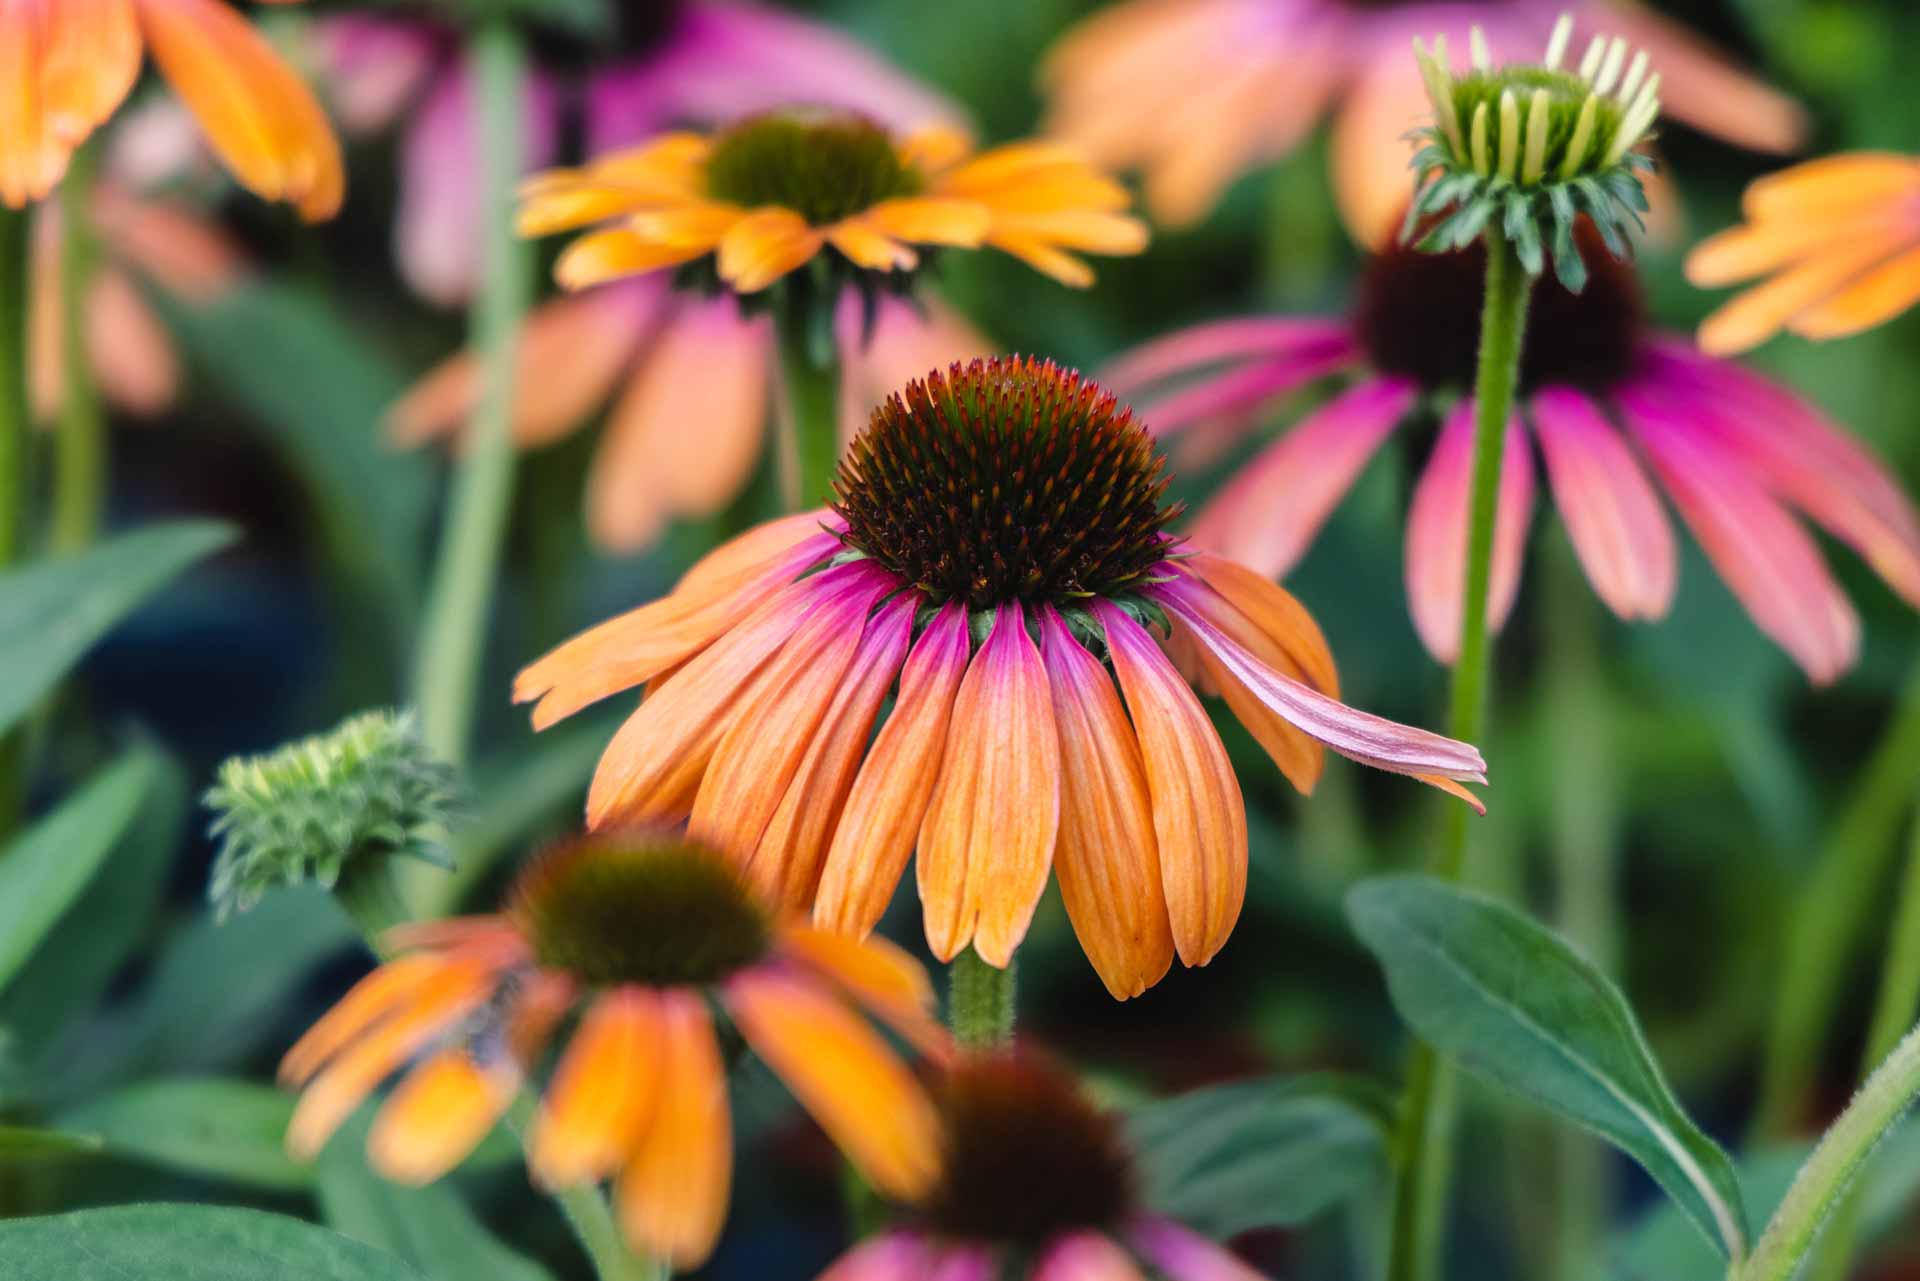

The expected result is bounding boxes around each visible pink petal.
[1102,318,1355,398]
[1129,335,1361,437]
[1403,400,1535,665]
[1127,1218,1267,1281]
[1187,377,1415,580]
[1529,385,1676,620]
[312,17,443,134]
[1618,383,1860,684]
[817,1233,932,1281]
[1033,1232,1149,1281]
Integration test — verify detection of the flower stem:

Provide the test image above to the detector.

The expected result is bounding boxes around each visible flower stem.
[1756,661,1920,1139]
[0,204,28,567]
[506,1095,664,1281]
[411,21,530,768]
[1739,1017,1920,1281]
[948,948,1016,1049]
[1388,229,1532,1281]
[773,288,841,511]
[52,140,104,555]
[1805,802,1920,1281]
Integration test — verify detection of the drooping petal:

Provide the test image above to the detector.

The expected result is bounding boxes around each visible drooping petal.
[775,924,947,1059]
[917,602,1062,966]
[93,191,246,301]
[0,0,61,207]
[1529,386,1676,620]
[516,133,710,235]
[866,196,989,246]
[1033,1231,1149,1281]
[1095,601,1244,968]
[1331,60,1439,250]
[368,1050,518,1185]
[716,206,825,292]
[86,267,179,416]
[280,954,459,1088]
[1038,606,1173,1000]
[39,0,141,152]
[555,224,716,291]
[1129,1218,1267,1281]
[1124,330,1361,438]
[1602,4,1807,155]
[1791,245,1920,341]
[814,603,970,938]
[817,1233,935,1281]
[615,991,730,1270]
[1741,152,1920,223]
[1183,551,1336,695]
[1102,318,1355,399]
[1188,377,1415,580]
[1695,228,1910,357]
[1403,401,1536,665]
[725,966,940,1201]
[528,988,666,1189]
[825,215,918,273]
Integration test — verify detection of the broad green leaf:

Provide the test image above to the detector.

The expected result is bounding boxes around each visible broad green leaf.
[317,1111,556,1281]
[0,1204,424,1280]
[0,749,158,995]
[0,1124,102,1159]
[57,1077,307,1190]
[1348,876,1749,1260]
[0,521,234,736]
[1126,1074,1391,1238]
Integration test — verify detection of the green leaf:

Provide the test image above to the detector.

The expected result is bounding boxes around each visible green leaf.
[1348,876,1749,1261]
[56,1077,308,1190]
[0,521,234,736]
[0,1124,103,1160]
[0,749,158,995]
[1127,1074,1391,1239]
[0,1204,424,1280]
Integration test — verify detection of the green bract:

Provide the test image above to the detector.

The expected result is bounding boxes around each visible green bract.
[1402,13,1660,291]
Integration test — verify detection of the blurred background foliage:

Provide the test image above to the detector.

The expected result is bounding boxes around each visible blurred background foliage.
[6,0,1920,1278]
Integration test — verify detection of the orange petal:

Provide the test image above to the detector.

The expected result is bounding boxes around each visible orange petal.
[715,207,823,292]
[916,602,1061,967]
[865,197,989,247]
[1791,244,1920,342]
[0,1,62,207]
[725,966,940,1201]
[615,991,731,1270]
[529,988,667,1189]
[895,125,972,174]
[626,200,747,250]
[1741,153,1920,222]
[985,232,1094,287]
[1697,229,1911,357]
[280,953,453,1087]
[1185,552,1337,695]
[39,0,140,151]
[1037,607,1173,1000]
[825,216,918,273]
[368,1050,518,1185]
[554,225,712,291]
[775,924,948,1060]
[93,191,246,301]
[813,602,969,938]
[1331,62,1436,251]
[1096,601,1246,969]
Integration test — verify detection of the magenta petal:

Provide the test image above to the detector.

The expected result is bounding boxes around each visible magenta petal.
[1128,337,1361,437]
[1153,573,1487,789]
[1032,1232,1148,1281]
[312,17,444,134]
[1403,400,1535,665]
[1102,318,1355,397]
[1617,382,1861,684]
[1530,385,1676,620]
[1127,1218,1267,1281]
[816,1232,932,1281]
[1187,376,1415,579]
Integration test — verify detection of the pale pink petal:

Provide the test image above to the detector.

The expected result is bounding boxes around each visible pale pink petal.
[1128,1218,1267,1281]
[1403,401,1536,665]
[1529,385,1676,620]
[311,17,442,134]
[1033,1232,1148,1281]
[1187,376,1415,580]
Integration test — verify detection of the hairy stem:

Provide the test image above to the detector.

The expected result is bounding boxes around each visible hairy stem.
[948,948,1016,1049]
[773,289,841,511]
[53,142,103,555]
[1389,230,1531,1281]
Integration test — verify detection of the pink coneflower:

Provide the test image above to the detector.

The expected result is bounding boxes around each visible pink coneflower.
[314,2,958,305]
[1041,1,1805,245]
[515,357,1485,999]
[1108,229,1920,684]
[819,1052,1271,1281]
[389,290,988,553]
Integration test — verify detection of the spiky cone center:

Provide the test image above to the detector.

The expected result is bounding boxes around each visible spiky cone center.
[833,356,1181,613]
[705,109,923,226]
[921,1053,1138,1248]
[1407,16,1660,287]
[509,832,772,987]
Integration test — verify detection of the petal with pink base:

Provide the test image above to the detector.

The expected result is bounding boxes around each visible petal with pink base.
[817,1233,934,1281]
[1128,1218,1267,1281]
[1127,333,1361,437]
[1033,1231,1149,1281]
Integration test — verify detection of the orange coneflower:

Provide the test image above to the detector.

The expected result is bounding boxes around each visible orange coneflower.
[281,830,945,1269]
[514,357,1486,1000]
[819,1051,1272,1281]
[518,109,1148,294]
[1688,152,1920,356]
[0,0,342,219]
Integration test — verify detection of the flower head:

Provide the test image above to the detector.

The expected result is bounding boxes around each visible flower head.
[514,357,1485,999]
[1405,14,1659,287]
[0,0,341,218]
[819,1051,1268,1281]
[1107,229,1920,684]
[1686,152,1920,356]
[281,829,945,1269]
[519,111,1146,295]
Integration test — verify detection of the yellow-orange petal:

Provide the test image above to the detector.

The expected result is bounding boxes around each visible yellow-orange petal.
[813,602,970,938]
[39,0,140,150]
[986,232,1095,288]
[1741,153,1920,222]
[1684,219,1883,290]
[716,207,824,293]
[368,1050,518,1185]
[938,142,1088,197]
[896,125,973,174]
[916,602,1061,967]
[0,2,61,208]
[825,216,918,272]
[1790,244,1920,341]
[725,966,940,1201]
[615,991,731,1270]
[865,197,990,247]
[1037,607,1173,1001]
[776,924,949,1060]
[990,209,1148,256]
[1186,551,1336,695]
[1697,230,1910,356]
[1096,601,1246,969]
[554,225,714,291]
[529,988,666,1189]
[627,200,748,250]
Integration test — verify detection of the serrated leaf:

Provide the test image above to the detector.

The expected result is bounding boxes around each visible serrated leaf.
[1127,1074,1391,1239]
[0,1204,424,1279]
[0,521,233,736]
[1348,876,1749,1261]
[56,1077,308,1190]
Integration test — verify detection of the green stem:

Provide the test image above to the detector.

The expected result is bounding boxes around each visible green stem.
[948,948,1016,1049]
[1756,662,1920,1139]
[52,141,103,555]
[505,1096,664,1281]
[1806,803,1920,1281]
[0,206,27,567]
[411,22,530,768]
[773,290,841,511]
[1740,1018,1920,1281]
[1388,230,1532,1281]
